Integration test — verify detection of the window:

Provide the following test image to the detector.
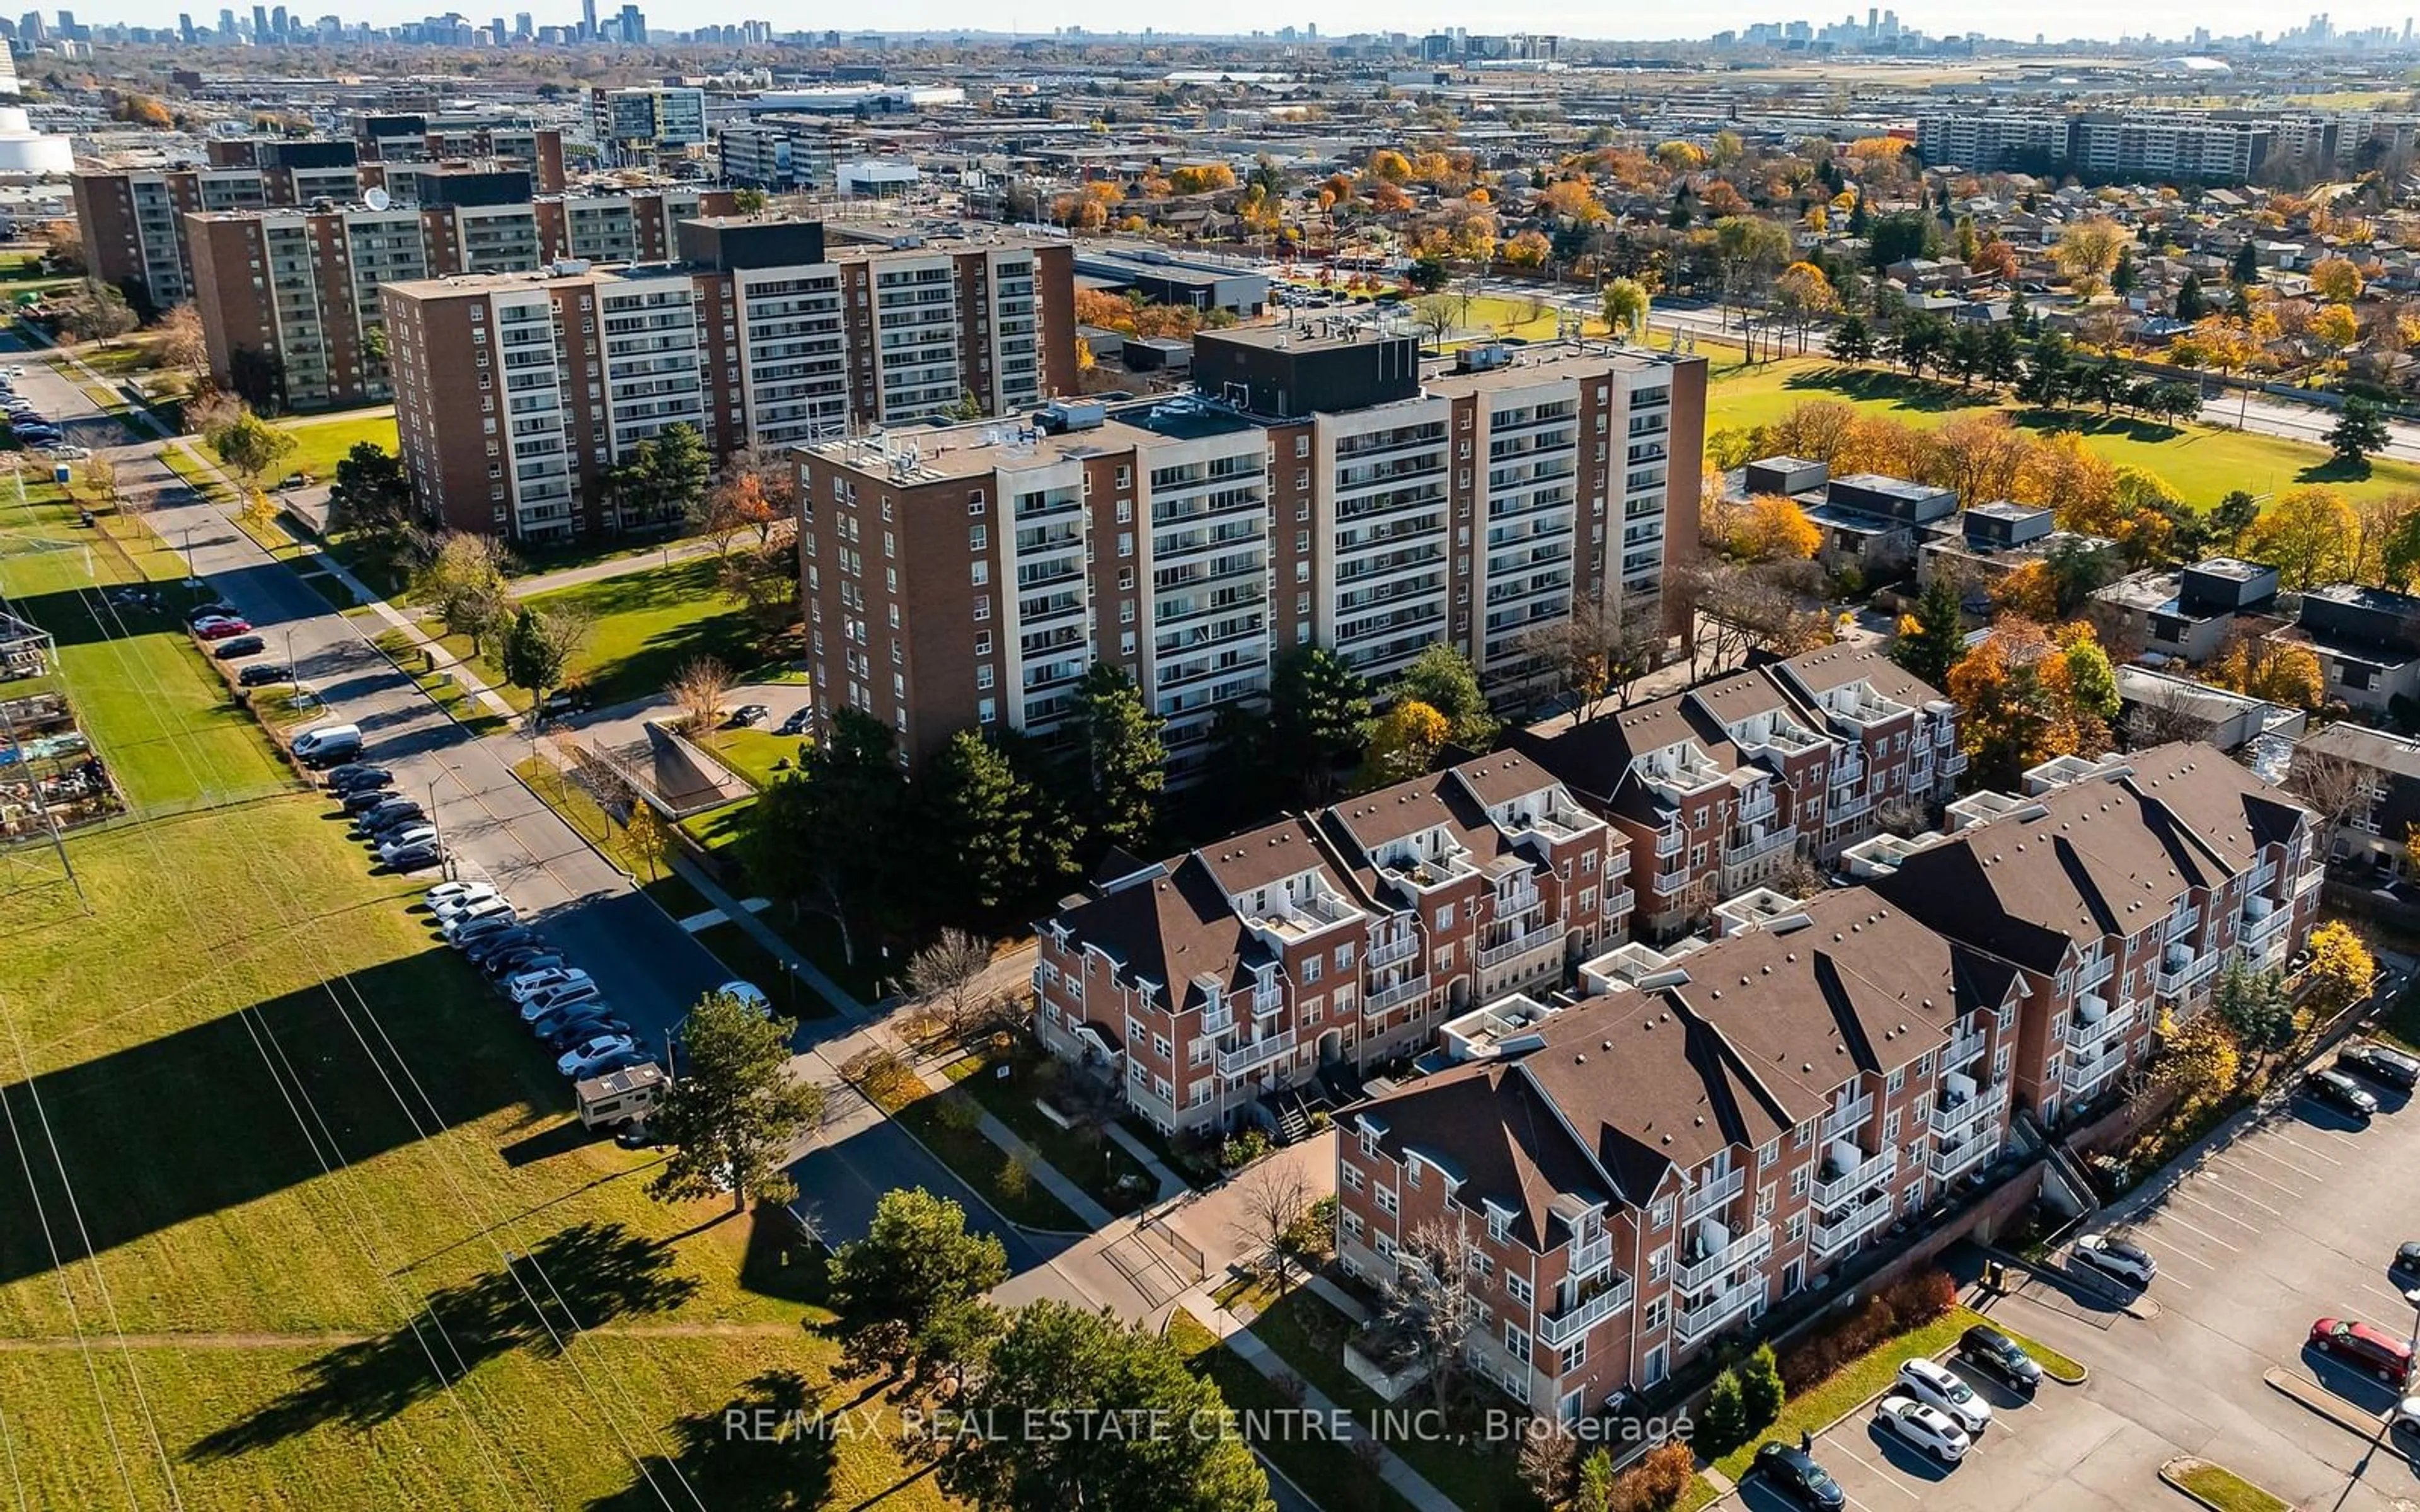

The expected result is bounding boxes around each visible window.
[1883,1108,1901,1142]
[1643,1297,1668,1334]
[973,596,991,621]
[1647,1244,1670,1281]
[976,664,994,690]
[1301,956,1322,985]
[1505,1323,1531,1366]
[1785,1212,1807,1245]
[967,490,986,515]
[1295,435,1310,458]
[1887,1067,1906,1094]
[970,560,989,586]
[1650,1198,1673,1229]
[974,631,993,656]
[1434,904,1454,931]
[1343,1164,1364,1193]
[1759,1139,1780,1167]
[1789,1166,1809,1198]
[1756,1182,1776,1217]
[969,524,987,551]
[977,697,996,724]
[1375,1184,1398,1216]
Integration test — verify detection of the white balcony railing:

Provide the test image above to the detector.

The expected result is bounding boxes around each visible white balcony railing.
[1737,787,1778,823]
[1478,924,1566,971]
[2155,948,2222,998]
[2061,1045,2126,1097]
[2295,866,2325,899]
[1943,752,1969,776]
[1216,1030,1295,1077]
[2076,954,2114,993]
[1497,881,1541,917]
[1674,1220,1772,1291]
[1928,1079,2009,1142]
[1722,827,1797,869]
[1819,1091,1876,1143]
[1568,1232,1613,1281]
[2239,898,2289,946]
[2061,999,2136,1055]
[1656,825,1685,858]
[1681,1166,1746,1222]
[1928,1133,1996,1183]
[1602,885,1637,918]
[1538,1272,1636,1347]
[1363,974,1431,1015]
[1943,1020,1989,1069]
[1674,1276,1765,1346]
[1651,866,1690,896]
[1809,1189,1895,1258]
[1811,1145,1899,1210]
[1365,932,1420,970]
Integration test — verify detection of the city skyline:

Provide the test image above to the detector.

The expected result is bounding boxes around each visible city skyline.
[64,0,2420,47]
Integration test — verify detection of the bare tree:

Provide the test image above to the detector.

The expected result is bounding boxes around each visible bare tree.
[904,927,994,1041]
[2125,681,2215,750]
[1229,1155,1318,1295]
[2288,748,2377,843]
[667,655,735,731]
[1516,596,1666,723]
[1379,1214,1482,1412]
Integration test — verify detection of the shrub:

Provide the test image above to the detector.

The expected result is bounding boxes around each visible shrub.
[1778,1267,1958,1393]
[1741,1342,1785,1429]
[1694,1368,1748,1457]
[933,1089,984,1133]
[1612,1441,1697,1512]
[1221,1128,1272,1169]
[1884,1268,1957,1326]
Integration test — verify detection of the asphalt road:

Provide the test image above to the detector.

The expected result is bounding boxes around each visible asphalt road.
[1762,1055,2420,1512]
[12,333,1063,1269]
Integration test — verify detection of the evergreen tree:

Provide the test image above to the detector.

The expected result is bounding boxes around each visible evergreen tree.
[2173,270,2206,321]
[2110,244,2136,295]
[830,1188,1010,1344]
[740,708,909,965]
[1847,192,1870,237]
[2329,395,2391,471]
[1742,1343,1786,1430]
[1696,1368,1749,1457]
[1828,312,1874,365]
[325,440,417,587]
[1269,645,1371,803]
[2230,240,2259,287]
[648,988,825,1213]
[2213,961,2293,1051]
[1893,571,1967,687]
[1068,663,1167,856]
[501,604,565,707]
[925,729,1068,914]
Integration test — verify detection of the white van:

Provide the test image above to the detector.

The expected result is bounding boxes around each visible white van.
[292,723,362,767]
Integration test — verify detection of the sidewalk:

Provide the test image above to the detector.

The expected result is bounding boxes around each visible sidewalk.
[513,536,716,597]
[1176,1280,1460,1512]
[664,849,870,1021]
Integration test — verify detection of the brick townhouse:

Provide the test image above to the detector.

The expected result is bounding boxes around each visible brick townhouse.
[1511,644,1962,941]
[1030,749,1632,1136]
[1332,743,2320,1419]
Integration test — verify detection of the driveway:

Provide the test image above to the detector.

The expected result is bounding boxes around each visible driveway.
[1787,1067,2420,1512]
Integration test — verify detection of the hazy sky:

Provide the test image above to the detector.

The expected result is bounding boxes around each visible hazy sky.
[107,0,2418,43]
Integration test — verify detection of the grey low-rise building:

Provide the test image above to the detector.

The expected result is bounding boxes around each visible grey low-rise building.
[2274,581,2420,713]
[2094,556,2280,665]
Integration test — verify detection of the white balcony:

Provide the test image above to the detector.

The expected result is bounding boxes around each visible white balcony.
[2076,953,2114,993]
[1811,1143,1899,1210]
[1568,1232,1613,1281]
[1674,1220,1774,1292]
[1537,1271,1636,1347]
[1944,1019,1989,1070]
[1651,866,1690,897]
[1656,824,1685,858]
[1602,885,1637,919]
[1252,888,1363,942]
[1928,1132,1997,1183]
[1497,880,1541,917]
[1217,1030,1296,1077]
[2060,997,2135,1056]
[1363,973,1432,1015]
[1809,1188,1895,1258]
[1681,1166,1747,1223]
[2295,866,2325,898]
[2155,947,2221,998]
[1943,752,1969,776]
[1737,786,1779,823]
[1674,1276,1766,1346]
[1478,923,1567,971]
[1723,825,1797,869]
[1928,1077,2008,1142]
[1829,789,1873,823]
[1366,932,1420,970]
[1819,1091,1876,1143]
[2239,896,2288,946]
[2061,1044,2126,1097]
[1201,1002,1234,1036]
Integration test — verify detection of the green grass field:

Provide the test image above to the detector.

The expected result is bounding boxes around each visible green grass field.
[514,556,781,712]
[272,413,398,483]
[0,801,948,1511]
[1166,1307,1422,1512]
[1707,357,2420,505]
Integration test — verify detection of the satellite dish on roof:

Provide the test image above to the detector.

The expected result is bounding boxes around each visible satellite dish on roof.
[364,186,391,211]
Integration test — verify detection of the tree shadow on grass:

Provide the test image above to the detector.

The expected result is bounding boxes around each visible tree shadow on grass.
[2296,455,2375,484]
[1778,364,1999,414]
[186,1220,698,1461]
[589,1369,834,1512]
[737,1201,830,1309]
[2009,406,2187,444]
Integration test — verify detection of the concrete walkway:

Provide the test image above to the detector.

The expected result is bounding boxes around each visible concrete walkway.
[1178,1285,1460,1512]
[512,535,717,597]
[1103,1120,1191,1202]
[666,850,870,1021]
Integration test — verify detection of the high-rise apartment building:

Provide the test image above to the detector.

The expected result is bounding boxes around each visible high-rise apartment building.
[183,185,729,411]
[791,331,1704,777]
[385,222,1075,542]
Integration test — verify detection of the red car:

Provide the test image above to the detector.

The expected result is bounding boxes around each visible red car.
[2310,1318,2415,1383]
[193,616,253,639]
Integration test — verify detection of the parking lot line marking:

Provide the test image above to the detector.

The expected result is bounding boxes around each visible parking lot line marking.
[1824,1438,1924,1501]
[2172,1189,2264,1232]
[2150,1211,2243,1252]
[2233,1142,2329,1184]
[2127,1232,2211,1275]
[2270,1131,2346,1166]
[2213,1156,2307,1196]
[2194,1176,2285,1217]
[2364,1282,2414,1315]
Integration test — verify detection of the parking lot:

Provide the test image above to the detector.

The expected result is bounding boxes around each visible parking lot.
[1741,1056,2420,1512]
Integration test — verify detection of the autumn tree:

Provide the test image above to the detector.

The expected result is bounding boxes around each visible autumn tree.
[668,655,736,730]
[414,529,516,655]
[2154,1012,2242,1109]
[2053,215,2131,297]
[2305,920,2377,1015]
[1602,276,1649,341]
[154,302,209,377]
[1724,495,1821,561]
[1944,618,2113,789]
[1362,699,1449,789]
[2243,485,2355,590]
[2311,256,2366,304]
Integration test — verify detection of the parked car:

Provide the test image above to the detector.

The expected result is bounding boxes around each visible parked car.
[291,723,362,768]
[2310,1318,2416,1383]
[185,602,237,625]
[1894,1358,1991,1435]
[429,883,502,920]
[352,801,425,835]
[521,980,604,1020]
[212,634,266,660]
[508,966,589,1006]
[426,879,492,908]
[2341,1041,2420,1091]
[776,708,810,736]
[236,662,292,687]
[383,841,442,872]
[49,444,88,460]
[728,703,770,728]
[2393,1395,2420,1450]
[459,925,536,963]
[1957,1325,2043,1395]
[547,1016,633,1052]
[323,763,391,793]
[2074,1234,2158,1288]
[1874,1395,1970,1463]
[193,617,253,639]
[481,946,561,980]
[440,897,514,936]
[378,825,441,861]
[342,787,405,816]
[559,1036,639,1077]
[529,999,615,1040]
[1753,1441,1848,1510]
[715,980,771,1015]
[582,1048,654,1079]
[2308,1068,2382,1120]
[2393,1241,2420,1287]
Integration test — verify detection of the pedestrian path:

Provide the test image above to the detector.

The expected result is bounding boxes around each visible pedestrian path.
[1103,1120,1190,1201]
[665,850,869,1021]
[1170,1284,1458,1512]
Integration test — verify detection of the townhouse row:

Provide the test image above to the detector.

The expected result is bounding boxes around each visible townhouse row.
[386,219,1075,542]
[1028,643,1957,1133]
[1334,743,2320,1421]
[794,327,1705,779]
